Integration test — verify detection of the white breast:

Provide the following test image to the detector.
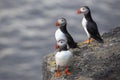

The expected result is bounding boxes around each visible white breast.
[82,17,90,38]
[55,50,73,66]
[55,29,67,42]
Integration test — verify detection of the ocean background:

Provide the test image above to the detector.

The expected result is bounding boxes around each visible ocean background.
[0,0,120,80]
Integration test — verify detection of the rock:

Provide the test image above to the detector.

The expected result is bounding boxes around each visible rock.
[42,27,120,80]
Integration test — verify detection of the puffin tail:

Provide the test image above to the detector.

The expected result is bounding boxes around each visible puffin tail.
[93,34,104,43]
[97,38,104,43]
[92,34,104,43]
[68,41,77,48]
[95,36,104,43]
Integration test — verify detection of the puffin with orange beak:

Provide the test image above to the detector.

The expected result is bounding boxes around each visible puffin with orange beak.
[55,18,77,49]
[55,40,73,77]
[77,6,104,44]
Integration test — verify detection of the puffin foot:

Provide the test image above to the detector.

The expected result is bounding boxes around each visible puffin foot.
[56,71,62,77]
[83,38,94,44]
[65,66,71,76]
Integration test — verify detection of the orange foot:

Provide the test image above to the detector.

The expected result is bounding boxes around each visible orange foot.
[65,67,71,76]
[83,38,94,44]
[56,71,62,77]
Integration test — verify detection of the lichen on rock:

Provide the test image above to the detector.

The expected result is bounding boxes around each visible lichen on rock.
[42,27,120,80]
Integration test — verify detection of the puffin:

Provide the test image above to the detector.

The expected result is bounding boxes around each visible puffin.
[55,18,77,49]
[55,41,73,77]
[77,6,104,44]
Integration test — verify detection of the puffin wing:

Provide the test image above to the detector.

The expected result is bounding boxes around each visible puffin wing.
[65,33,77,48]
[87,21,103,43]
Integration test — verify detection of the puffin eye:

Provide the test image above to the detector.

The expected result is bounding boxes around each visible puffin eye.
[61,19,64,22]
[82,8,85,10]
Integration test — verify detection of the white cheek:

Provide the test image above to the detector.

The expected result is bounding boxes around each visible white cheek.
[57,20,60,24]
[80,8,88,13]
[57,40,67,46]
[57,19,61,24]
[80,8,83,12]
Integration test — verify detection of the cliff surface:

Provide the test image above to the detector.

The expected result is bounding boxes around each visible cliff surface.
[42,27,120,80]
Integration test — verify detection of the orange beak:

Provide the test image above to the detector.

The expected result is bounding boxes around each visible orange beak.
[56,21,59,27]
[77,9,81,14]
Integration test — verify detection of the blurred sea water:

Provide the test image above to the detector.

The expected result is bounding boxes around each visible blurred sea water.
[0,0,120,80]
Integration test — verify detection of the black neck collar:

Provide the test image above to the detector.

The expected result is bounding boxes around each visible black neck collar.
[84,11,93,21]
[59,24,68,33]
[59,45,68,51]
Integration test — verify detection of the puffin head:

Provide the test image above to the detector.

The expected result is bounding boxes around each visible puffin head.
[57,39,67,47]
[55,18,67,27]
[77,6,90,14]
